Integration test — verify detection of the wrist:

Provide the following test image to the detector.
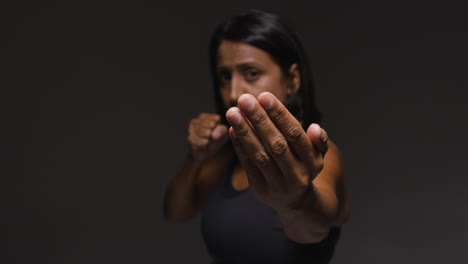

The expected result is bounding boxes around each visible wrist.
[186,150,206,166]
[271,189,311,231]
[273,187,332,243]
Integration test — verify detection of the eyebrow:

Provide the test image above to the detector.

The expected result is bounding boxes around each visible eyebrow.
[217,62,263,70]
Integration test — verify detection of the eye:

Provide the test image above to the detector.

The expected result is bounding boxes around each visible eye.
[245,68,261,81]
[218,70,231,83]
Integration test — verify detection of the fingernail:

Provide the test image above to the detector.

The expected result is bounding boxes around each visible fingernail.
[228,110,242,125]
[312,123,321,131]
[259,93,274,109]
[239,95,255,112]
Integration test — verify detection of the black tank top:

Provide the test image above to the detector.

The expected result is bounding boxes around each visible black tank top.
[201,160,341,264]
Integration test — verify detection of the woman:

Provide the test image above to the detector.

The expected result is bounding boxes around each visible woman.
[163,9,350,263]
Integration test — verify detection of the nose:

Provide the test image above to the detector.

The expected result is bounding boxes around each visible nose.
[229,75,243,106]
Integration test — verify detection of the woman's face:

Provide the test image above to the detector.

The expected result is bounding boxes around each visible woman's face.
[216,40,299,110]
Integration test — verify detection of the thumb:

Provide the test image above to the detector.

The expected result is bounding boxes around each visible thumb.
[211,124,228,141]
[307,123,328,157]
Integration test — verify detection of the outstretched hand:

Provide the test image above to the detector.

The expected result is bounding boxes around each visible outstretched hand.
[226,92,329,212]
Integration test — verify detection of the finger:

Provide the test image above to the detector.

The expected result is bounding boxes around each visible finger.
[211,124,228,140]
[258,92,319,160]
[306,124,329,157]
[190,119,216,136]
[190,124,213,138]
[194,115,220,129]
[229,127,266,193]
[320,128,329,156]
[195,119,218,129]
[321,128,329,145]
[226,107,284,190]
[237,94,299,184]
[199,113,221,122]
[258,92,323,175]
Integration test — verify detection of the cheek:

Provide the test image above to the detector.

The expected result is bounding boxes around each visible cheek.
[219,89,230,108]
[254,76,289,103]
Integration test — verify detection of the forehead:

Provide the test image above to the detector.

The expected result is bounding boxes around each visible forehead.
[216,40,275,67]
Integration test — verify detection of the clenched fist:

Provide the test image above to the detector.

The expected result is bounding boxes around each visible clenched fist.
[187,113,228,163]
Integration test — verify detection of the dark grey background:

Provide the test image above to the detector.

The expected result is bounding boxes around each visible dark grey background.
[3,0,467,263]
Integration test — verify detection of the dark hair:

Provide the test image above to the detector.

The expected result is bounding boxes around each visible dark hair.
[209,9,321,129]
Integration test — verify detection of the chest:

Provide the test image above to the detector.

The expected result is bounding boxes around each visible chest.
[231,165,249,191]
[200,169,291,262]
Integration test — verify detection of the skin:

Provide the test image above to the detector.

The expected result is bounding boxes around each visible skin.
[216,40,296,109]
[163,40,349,244]
[220,40,349,242]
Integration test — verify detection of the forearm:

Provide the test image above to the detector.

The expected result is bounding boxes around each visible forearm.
[274,184,339,244]
[163,154,203,222]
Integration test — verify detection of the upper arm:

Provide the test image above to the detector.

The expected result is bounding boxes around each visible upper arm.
[312,140,350,226]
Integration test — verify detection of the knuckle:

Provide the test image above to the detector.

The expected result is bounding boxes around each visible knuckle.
[198,128,211,137]
[202,113,220,121]
[252,151,271,168]
[235,125,250,137]
[212,114,221,121]
[217,124,228,133]
[273,108,289,124]
[249,112,267,126]
[269,137,288,156]
[206,121,216,127]
[284,126,303,142]
[198,119,214,129]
